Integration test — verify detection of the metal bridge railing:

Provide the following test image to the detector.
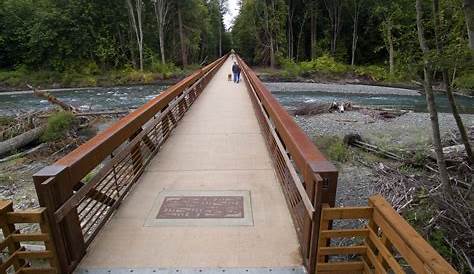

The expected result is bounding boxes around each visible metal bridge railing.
[237,55,338,274]
[237,55,457,274]
[32,55,228,274]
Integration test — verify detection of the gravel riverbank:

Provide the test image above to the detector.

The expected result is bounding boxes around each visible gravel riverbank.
[293,111,474,208]
[265,82,421,96]
[295,112,474,149]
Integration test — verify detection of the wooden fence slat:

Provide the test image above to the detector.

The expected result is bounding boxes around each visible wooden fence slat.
[371,207,429,273]
[16,251,53,259]
[367,227,405,273]
[320,228,369,239]
[317,262,365,271]
[6,210,45,223]
[321,207,373,220]
[10,233,50,242]
[0,201,23,271]
[314,195,457,274]
[366,244,388,274]
[362,258,373,274]
[0,202,58,274]
[319,246,367,255]
[369,195,457,274]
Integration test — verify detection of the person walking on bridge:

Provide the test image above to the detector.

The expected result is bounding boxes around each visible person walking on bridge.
[232,62,241,83]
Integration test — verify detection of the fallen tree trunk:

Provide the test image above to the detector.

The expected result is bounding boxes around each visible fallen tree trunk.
[38,110,131,118]
[0,143,46,163]
[0,125,46,156]
[28,84,76,112]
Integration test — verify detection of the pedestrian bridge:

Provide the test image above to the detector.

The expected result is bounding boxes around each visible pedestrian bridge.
[0,55,457,274]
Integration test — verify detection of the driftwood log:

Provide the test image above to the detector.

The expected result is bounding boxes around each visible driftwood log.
[0,125,46,156]
[38,110,131,118]
[27,84,76,112]
[0,143,46,163]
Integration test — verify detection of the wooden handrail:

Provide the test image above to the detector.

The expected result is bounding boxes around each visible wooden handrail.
[316,195,458,274]
[368,195,458,274]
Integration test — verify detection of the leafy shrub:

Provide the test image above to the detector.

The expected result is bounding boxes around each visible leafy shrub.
[280,55,348,77]
[314,136,351,163]
[311,55,348,74]
[280,58,302,77]
[41,111,75,142]
[83,61,100,75]
[327,141,351,162]
[454,72,474,92]
[428,230,454,261]
[0,69,28,87]
[151,62,181,78]
[355,65,390,81]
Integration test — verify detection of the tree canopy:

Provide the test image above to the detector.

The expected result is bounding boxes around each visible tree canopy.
[231,0,472,88]
[0,0,231,72]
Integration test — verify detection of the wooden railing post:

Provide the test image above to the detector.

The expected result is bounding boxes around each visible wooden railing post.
[33,166,86,274]
[316,204,330,266]
[38,209,61,272]
[306,175,323,274]
[0,200,22,271]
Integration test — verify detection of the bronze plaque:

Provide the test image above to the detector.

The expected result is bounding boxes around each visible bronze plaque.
[157,196,244,219]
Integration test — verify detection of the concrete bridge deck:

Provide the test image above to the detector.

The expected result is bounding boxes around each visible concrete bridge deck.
[76,58,303,272]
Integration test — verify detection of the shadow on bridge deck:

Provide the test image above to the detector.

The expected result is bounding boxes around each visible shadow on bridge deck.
[76,58,303,273]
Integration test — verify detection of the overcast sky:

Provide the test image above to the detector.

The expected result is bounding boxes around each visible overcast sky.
[223,0,240,30]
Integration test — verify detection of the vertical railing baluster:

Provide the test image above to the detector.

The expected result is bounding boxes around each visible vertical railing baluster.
[110,153,121,197]
[129,129,144,176]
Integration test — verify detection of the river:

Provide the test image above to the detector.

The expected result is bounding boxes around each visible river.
[1,83,473,116]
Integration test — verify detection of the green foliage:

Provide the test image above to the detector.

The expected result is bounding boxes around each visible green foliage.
[309,55,348,74]
[41,111,75,142]
[454,72,474,92]
[150,62,181,79]
[314,136,351,163]
[280,55,349,77]
[0,174,14,185]
[279,58,303,77]
[404,195,455,263]
[0,116,15,126]
[0,0,229,76]
[83,170,97,184]
[354,65,390,81]
[428,230,454,261]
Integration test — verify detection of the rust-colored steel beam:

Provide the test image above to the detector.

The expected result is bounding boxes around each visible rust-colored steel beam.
[237,55,338,274]
[236,56,338,206]
[54,56,226,186]
[32,54,228,274]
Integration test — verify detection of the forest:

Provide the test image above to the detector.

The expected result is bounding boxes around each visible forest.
[0,0,231,88]
[0,0,472,92]
[232,0,473,92]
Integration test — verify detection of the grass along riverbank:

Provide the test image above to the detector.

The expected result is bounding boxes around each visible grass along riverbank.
[0,62,197,92]
[254,55,474,96]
